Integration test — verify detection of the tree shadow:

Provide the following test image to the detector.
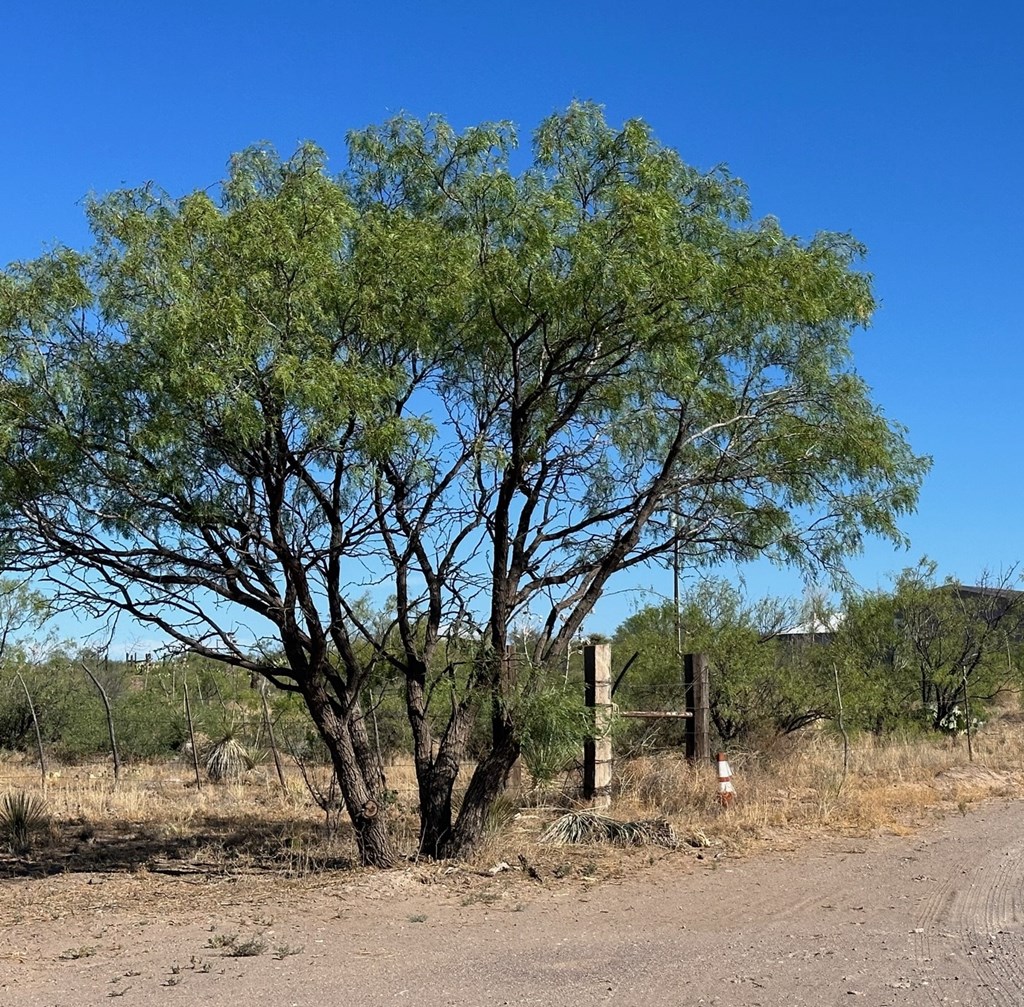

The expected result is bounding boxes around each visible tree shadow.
[0,813,356,879]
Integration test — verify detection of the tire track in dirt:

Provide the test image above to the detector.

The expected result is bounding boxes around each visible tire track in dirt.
[912,818,1024,1005]
[912,843,972,1003]
[959,837,1024,1005]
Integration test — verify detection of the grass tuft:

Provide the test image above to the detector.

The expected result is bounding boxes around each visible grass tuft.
[227,935,268,957]
[206,932,268,957]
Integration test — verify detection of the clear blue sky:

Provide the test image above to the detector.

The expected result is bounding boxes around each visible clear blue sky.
[4,1,1022,641]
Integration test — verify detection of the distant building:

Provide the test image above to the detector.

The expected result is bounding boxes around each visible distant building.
[778,612,844,646]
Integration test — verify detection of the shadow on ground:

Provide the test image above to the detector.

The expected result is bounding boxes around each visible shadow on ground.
[0,814,356,879]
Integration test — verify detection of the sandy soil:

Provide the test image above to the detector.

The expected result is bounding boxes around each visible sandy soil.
[3,799,1023,1006]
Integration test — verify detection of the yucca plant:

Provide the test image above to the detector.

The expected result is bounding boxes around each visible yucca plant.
[540,809,676,848]
[204,736,255,782]
[1,790,50,856]
[518,686,591,789]
[485,792,521,836]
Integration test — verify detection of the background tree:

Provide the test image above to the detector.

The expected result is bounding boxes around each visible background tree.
[610,603,685,752]
[0,581,51,767]
[834,561,1024,732]
[0,580,48,661]
[614,581,831,746]
[0,103,927,863]
[829,586,917,733]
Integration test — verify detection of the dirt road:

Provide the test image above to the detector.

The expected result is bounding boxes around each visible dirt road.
[4,799,1023,1006]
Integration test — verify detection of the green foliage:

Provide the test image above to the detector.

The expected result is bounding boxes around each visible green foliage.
[829,588,915,733]
[516,683,591,786]
[615,568,1024,746]
[0,657,94,756]
[614,582,831,746]
[0,653,316,765]
[0,581,49,659]
[833,560,1024,733]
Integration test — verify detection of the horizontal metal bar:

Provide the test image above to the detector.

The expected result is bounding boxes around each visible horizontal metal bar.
[619,710,693,719]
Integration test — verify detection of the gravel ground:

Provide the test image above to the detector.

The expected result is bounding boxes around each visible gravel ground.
[3,799,1023,1006]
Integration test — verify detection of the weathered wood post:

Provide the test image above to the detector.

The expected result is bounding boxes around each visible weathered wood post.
[684,652,711,764]
[583,643,613,809]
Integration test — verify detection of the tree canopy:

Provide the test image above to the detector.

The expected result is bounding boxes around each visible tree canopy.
[0,102,928,864]
[834,561,1024,732]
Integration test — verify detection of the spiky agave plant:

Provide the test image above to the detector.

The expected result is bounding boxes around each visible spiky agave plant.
[1,790,50,856]
[485,792,521,836]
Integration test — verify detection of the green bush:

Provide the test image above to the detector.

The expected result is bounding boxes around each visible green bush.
[0,654,321,765]
[518,684,590,786]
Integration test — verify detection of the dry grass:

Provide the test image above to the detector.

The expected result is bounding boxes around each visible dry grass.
[1,712,1021,918]
[610,713,1024,852]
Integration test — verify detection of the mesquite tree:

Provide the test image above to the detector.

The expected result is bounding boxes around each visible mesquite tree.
[836,562,1024,732]
[0,103,927,865]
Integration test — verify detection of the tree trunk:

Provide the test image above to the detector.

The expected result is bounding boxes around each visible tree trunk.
[418,763,457,858]
[406,672,472,858]
[443,732,520,859]
[440,643,521,859]
[417,718,472,857]
[349,695,387,796]
[304,678,396,868]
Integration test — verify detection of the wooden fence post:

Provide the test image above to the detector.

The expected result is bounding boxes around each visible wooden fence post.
[583,643,613,809]
[684,652,711,764]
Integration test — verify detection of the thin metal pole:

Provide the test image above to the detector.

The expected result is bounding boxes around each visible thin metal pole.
[15,671,46,793]
[183,680,203,790]
[962,666,973,762]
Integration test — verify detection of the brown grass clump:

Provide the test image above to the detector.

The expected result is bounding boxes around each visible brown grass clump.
[540,809,676,847]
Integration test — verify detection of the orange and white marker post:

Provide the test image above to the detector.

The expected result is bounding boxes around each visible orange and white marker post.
[717,752,735,808]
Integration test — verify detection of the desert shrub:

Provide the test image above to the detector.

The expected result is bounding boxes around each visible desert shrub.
[205,735,255,781]
[0,654,324,765]
[113,688,186,759]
